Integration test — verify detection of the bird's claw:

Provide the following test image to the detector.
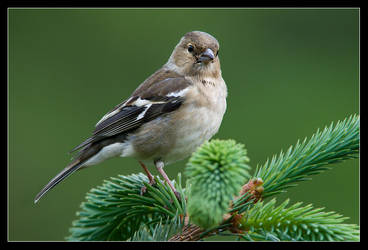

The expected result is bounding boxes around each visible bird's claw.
[140,186,147,195]
[140,180,156,196]
[173,191,181,201]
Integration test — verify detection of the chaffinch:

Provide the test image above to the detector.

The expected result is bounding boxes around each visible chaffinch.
[35,31,227,203]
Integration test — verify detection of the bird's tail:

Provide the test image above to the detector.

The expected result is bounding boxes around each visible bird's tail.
[34,160,84,204]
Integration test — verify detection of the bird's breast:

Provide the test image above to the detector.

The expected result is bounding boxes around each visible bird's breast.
[129,77,227,165]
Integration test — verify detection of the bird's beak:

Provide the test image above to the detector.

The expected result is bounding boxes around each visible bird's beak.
[198,48,215,63]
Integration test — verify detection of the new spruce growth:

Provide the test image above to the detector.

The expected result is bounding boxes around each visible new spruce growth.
[185,139,251,228]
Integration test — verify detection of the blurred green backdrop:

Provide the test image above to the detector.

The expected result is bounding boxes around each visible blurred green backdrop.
[9,8,359,241]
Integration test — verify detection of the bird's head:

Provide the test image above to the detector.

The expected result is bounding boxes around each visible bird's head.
[167,31,221,78]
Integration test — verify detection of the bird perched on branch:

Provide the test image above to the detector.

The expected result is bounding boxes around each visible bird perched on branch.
[34,31,227,203]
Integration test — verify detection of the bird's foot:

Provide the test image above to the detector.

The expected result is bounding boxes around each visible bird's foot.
[140,179,156,196]
[139,160,156,195]
[173,190,181,201]
[154,159,182,201]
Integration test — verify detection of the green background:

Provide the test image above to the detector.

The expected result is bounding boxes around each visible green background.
[9,8,359,241]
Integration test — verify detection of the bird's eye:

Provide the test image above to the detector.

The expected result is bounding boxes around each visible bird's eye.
[188,45,194,52]
[216,50,219,56]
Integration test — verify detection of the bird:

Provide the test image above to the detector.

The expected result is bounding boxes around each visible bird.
[34,31,227,203]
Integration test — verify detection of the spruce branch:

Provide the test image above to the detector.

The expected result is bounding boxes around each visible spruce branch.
[185,139,251,229]
[129,214,185,241]
[254,114,359,198]
[67,173,186,241]
[66,114,359,241]
[238,198,360,241]
[169,115,360,241]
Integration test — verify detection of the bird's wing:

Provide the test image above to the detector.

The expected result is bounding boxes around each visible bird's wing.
[70,76,193,153]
